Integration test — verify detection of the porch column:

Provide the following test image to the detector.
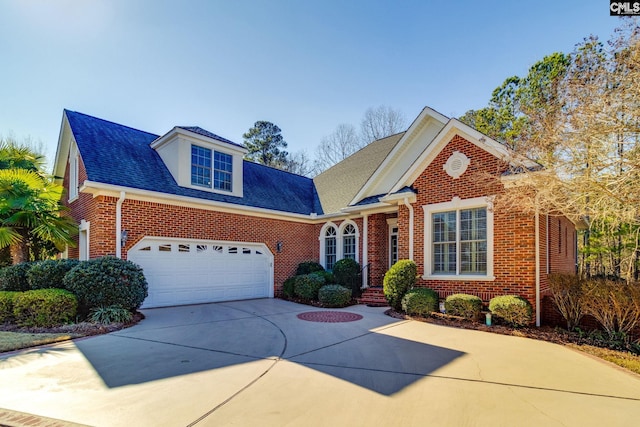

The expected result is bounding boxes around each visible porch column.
[362,214,368,289]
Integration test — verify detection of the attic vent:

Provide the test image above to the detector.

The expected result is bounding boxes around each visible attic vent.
[444,151,470,179]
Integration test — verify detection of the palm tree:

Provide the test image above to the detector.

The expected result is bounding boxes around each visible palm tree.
[0,140,76,264]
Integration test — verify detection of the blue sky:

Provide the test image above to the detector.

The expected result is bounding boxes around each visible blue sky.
[0,0,624,168]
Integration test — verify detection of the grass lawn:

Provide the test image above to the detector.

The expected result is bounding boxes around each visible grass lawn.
[0,331,80,352]
[568,344,640,376]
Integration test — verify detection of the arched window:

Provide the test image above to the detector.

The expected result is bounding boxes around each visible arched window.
[342,223,356,260]
[325,226,337,270]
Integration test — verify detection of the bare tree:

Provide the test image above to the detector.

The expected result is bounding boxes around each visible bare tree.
[281,150,315,177]
[497,21,640,281]
[359,105,407,145]
[314,123,361,172]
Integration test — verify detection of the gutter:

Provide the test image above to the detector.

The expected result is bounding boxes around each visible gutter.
[535,196,541,327]
[116,191,126,259]
[404,197,414,261]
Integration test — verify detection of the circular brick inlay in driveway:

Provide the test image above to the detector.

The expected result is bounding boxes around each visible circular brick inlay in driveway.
[297,311,363,323]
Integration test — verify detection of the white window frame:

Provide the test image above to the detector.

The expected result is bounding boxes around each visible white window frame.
[319,221,360,270]
[79,219,90,261]
[69,142,79,202]
[422,196,494,281]
[387,218,398,268]
[190,144,234,193]
[338,220,359,262]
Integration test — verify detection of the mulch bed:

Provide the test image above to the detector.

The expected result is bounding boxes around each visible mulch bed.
[0,312,144,337]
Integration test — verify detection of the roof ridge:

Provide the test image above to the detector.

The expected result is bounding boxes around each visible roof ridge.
[64,109,159,138]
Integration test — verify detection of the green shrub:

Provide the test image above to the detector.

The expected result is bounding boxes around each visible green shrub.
[282,276,296,298]
[89,305,133,324]
[445,294,483,320]
[489,295,533,327]
[318,285,352,307]
[332,258,361,297]
[27,259,81,290]
[310,270,335,285]
[0,263,31,291]
[294,274,325,300]
[0,291,19,323]
[401,288,438,316]
[64,256,148,315]
[295,261,325,276]
[383,259,417,311]
[13,289,78,327]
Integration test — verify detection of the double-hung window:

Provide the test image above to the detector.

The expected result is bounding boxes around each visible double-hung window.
[325,226,337,270]
[424,197,493,280]
[191,145,233,192]
[342,224,357,260]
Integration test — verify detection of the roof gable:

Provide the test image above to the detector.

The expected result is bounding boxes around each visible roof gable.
[388,118,539,194]
[348,107,448,206]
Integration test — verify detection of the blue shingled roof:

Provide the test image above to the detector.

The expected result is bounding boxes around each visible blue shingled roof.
[176,126,245,149]
[352,186,415,206]
[65,110,323,215]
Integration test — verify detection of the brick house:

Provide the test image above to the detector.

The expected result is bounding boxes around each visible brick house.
[53,107,578,325]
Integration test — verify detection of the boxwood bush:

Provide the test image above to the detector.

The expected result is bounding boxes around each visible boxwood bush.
[0,291,19,323]
[489,295,533,327]
[383,260,417,311]
[13,289,78,327]
[27,259,81,290]
[310,270,335,285]
[282,276,296,298]
[293,274,325,300]
[445,294,483,320]
[64,256,148,315]
[0,263,31,291]
[318,285,352,307]
[295,261,325,276]
[332,258,361,297]
[401,288,439,316]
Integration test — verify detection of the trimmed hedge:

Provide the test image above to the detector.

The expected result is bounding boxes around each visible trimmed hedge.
[295,261,325,276]
[333,258,361,297]
[294,274,325,300]
[445,294,483,320]
[318,285,352,307]
[0,291,19,323]
[489,295,533,327]
[401,288,439,316]
[64,256,148,315]
[383,260,417,311]
[13,289,78,327]
[26,259,81,290]
[0,263,31,291]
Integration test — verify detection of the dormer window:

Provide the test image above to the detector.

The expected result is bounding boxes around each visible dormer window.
[190,145,233,192]
[152,126,245,198]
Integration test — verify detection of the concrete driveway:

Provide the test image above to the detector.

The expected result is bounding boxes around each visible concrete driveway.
[0,298,639,427]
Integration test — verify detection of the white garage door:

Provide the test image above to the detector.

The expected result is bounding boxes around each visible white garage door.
[129,237,273,308]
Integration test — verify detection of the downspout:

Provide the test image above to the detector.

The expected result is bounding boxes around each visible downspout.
[116,191,126,259]
[404,198,414,261]
[362,214,368,289]
[546,214,550,274]
[535,196,541,327]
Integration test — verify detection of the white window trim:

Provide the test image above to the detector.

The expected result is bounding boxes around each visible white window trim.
[338,220,360,262]
[79,219,90,261]
[319,221,360,269]
[69,142,79,202]
[422,196,495,281]
[188,143,238,195]
[387,218,398,269]
[319,222,338,270]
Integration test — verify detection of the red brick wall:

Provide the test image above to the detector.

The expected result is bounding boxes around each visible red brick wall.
[367,213,389,286]
[411,135,538,309]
